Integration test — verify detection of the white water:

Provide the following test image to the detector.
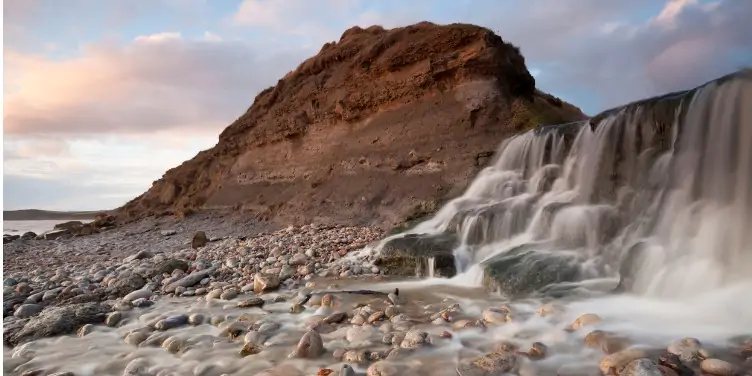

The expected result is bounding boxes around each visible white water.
[371,72,752,336]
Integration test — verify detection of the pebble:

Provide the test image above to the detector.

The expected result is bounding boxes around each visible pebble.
[14,304,43,319]
[700,358,740,376]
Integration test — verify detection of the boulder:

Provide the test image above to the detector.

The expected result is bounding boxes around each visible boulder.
[192,231,208,249]
[107,272,146,297]
[5,302,110,346]
[374,233,457,277]
[20,232,37,240]
[42,229,71,240]
[481,243,583,297]
[53,221,84,232]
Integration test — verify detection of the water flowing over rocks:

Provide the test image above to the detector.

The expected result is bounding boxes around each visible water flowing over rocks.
[3,22,752,376]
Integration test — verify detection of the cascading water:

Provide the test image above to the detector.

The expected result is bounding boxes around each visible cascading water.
[375,69,752,300]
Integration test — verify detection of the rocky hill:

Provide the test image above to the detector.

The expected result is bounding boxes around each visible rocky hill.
[119,22,586,228]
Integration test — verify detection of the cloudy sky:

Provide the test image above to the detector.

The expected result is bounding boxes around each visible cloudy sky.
[3,0,751,211]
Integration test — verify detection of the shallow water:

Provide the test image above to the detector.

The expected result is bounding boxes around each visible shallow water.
[5,275,752,376]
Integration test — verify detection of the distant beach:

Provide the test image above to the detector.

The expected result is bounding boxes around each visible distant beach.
[2,219,91,236]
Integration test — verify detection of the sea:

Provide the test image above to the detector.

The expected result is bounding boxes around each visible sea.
[2,219,89,236]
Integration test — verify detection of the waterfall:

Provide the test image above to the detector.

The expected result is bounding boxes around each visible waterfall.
[375,69,752,298]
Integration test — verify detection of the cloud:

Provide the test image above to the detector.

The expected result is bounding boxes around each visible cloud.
[474,0,752,109]
[3,32,311,136]
[3,133,218,210]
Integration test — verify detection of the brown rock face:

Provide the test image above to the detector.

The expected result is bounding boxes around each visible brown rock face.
[119,22,585,228]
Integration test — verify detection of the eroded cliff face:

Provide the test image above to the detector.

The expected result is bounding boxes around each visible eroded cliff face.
[119,22,586,228]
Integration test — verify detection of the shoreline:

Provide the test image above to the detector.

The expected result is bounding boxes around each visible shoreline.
[3,215,752,376]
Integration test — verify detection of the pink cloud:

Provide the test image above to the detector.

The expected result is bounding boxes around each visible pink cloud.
[3,33,308,136]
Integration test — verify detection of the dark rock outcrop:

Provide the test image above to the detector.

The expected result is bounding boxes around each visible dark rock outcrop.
[117,22,585,228]
[5,302,111,347]
[374,233,458,277]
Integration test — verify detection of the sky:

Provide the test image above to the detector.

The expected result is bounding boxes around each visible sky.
[3,0,751,211]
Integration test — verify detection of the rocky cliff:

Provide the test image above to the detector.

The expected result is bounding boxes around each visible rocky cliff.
[119,22,586,228]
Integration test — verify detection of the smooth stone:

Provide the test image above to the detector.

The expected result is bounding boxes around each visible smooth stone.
[620,359,662,376]
[164,268,214,293]
[14,304,43,319]
[700,358,741,376]
[569,313,602,330]
[599,348,649,375]
[289,330,324,358]
[155,315,189,330]
[400,329,429,349]
[123,289,152,302]
[105,311,123,327]
[220,290,238,300]
[237,297,265,308]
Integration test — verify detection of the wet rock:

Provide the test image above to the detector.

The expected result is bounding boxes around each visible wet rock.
[162,336,185,353]
[620,358,663,376]
[400,329,429,349]
[599,348,649,375]
[343,349,368,363]
[192,231,208,248]
[238,297,265,308]
[14,304,43,319]
[368,311,386,324]
[525,342,548,360]
[219,321,247,338]
[323,311,347,324]
[240,341,263,356]
[7,302,110,346]
[220,290,238,300]
[122,289,152,302]
[339,365,356,376]
[289,330,324,358]
[536,303,563,317]
[457,352,517,376]
[253,273,280,294]
[366,361,404,376]
[699,359,740,376]
[375,233,457,277]
[124,330,150,346]
[481,243,583,297]
[188,313,205,325]
[481,308,510,324]
[569,313,602,330]
[105,311,123,327]
[667,338,709,364]
[122,358,150,376]
[320,294,335,307]
[155,315,189,330]
[77,324,94,337]
[584,330,630,354]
